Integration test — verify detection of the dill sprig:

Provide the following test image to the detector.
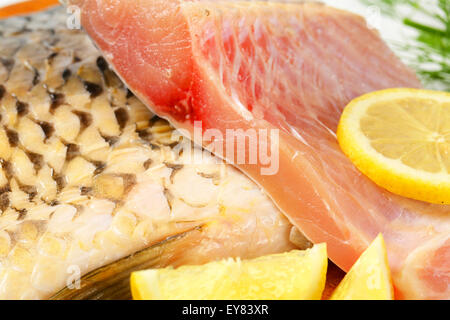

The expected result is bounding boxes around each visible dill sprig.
[361,0,450,91]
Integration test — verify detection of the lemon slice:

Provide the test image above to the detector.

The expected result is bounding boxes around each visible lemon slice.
[131,244,327,300]
[330,234,394,300]
[337,88,450,204]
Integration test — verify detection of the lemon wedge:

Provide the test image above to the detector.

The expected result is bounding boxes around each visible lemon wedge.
[337,88,450,204]
[330,234,394,300]
[131,244,327,300]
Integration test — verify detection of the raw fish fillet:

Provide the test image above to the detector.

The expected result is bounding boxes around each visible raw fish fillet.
[71,0,450,299]
[0,8,295,299]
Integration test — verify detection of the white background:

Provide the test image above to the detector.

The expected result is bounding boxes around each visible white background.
[0,0,23,7]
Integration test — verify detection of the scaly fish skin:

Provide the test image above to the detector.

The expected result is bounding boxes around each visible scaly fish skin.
[0,8,295,299]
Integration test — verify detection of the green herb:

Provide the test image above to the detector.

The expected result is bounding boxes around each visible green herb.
[361,0,449,91]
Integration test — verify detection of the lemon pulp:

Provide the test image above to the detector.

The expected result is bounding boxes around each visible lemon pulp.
[330,234,394,300]
[338,88,450,204]
[131,244,328,300]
